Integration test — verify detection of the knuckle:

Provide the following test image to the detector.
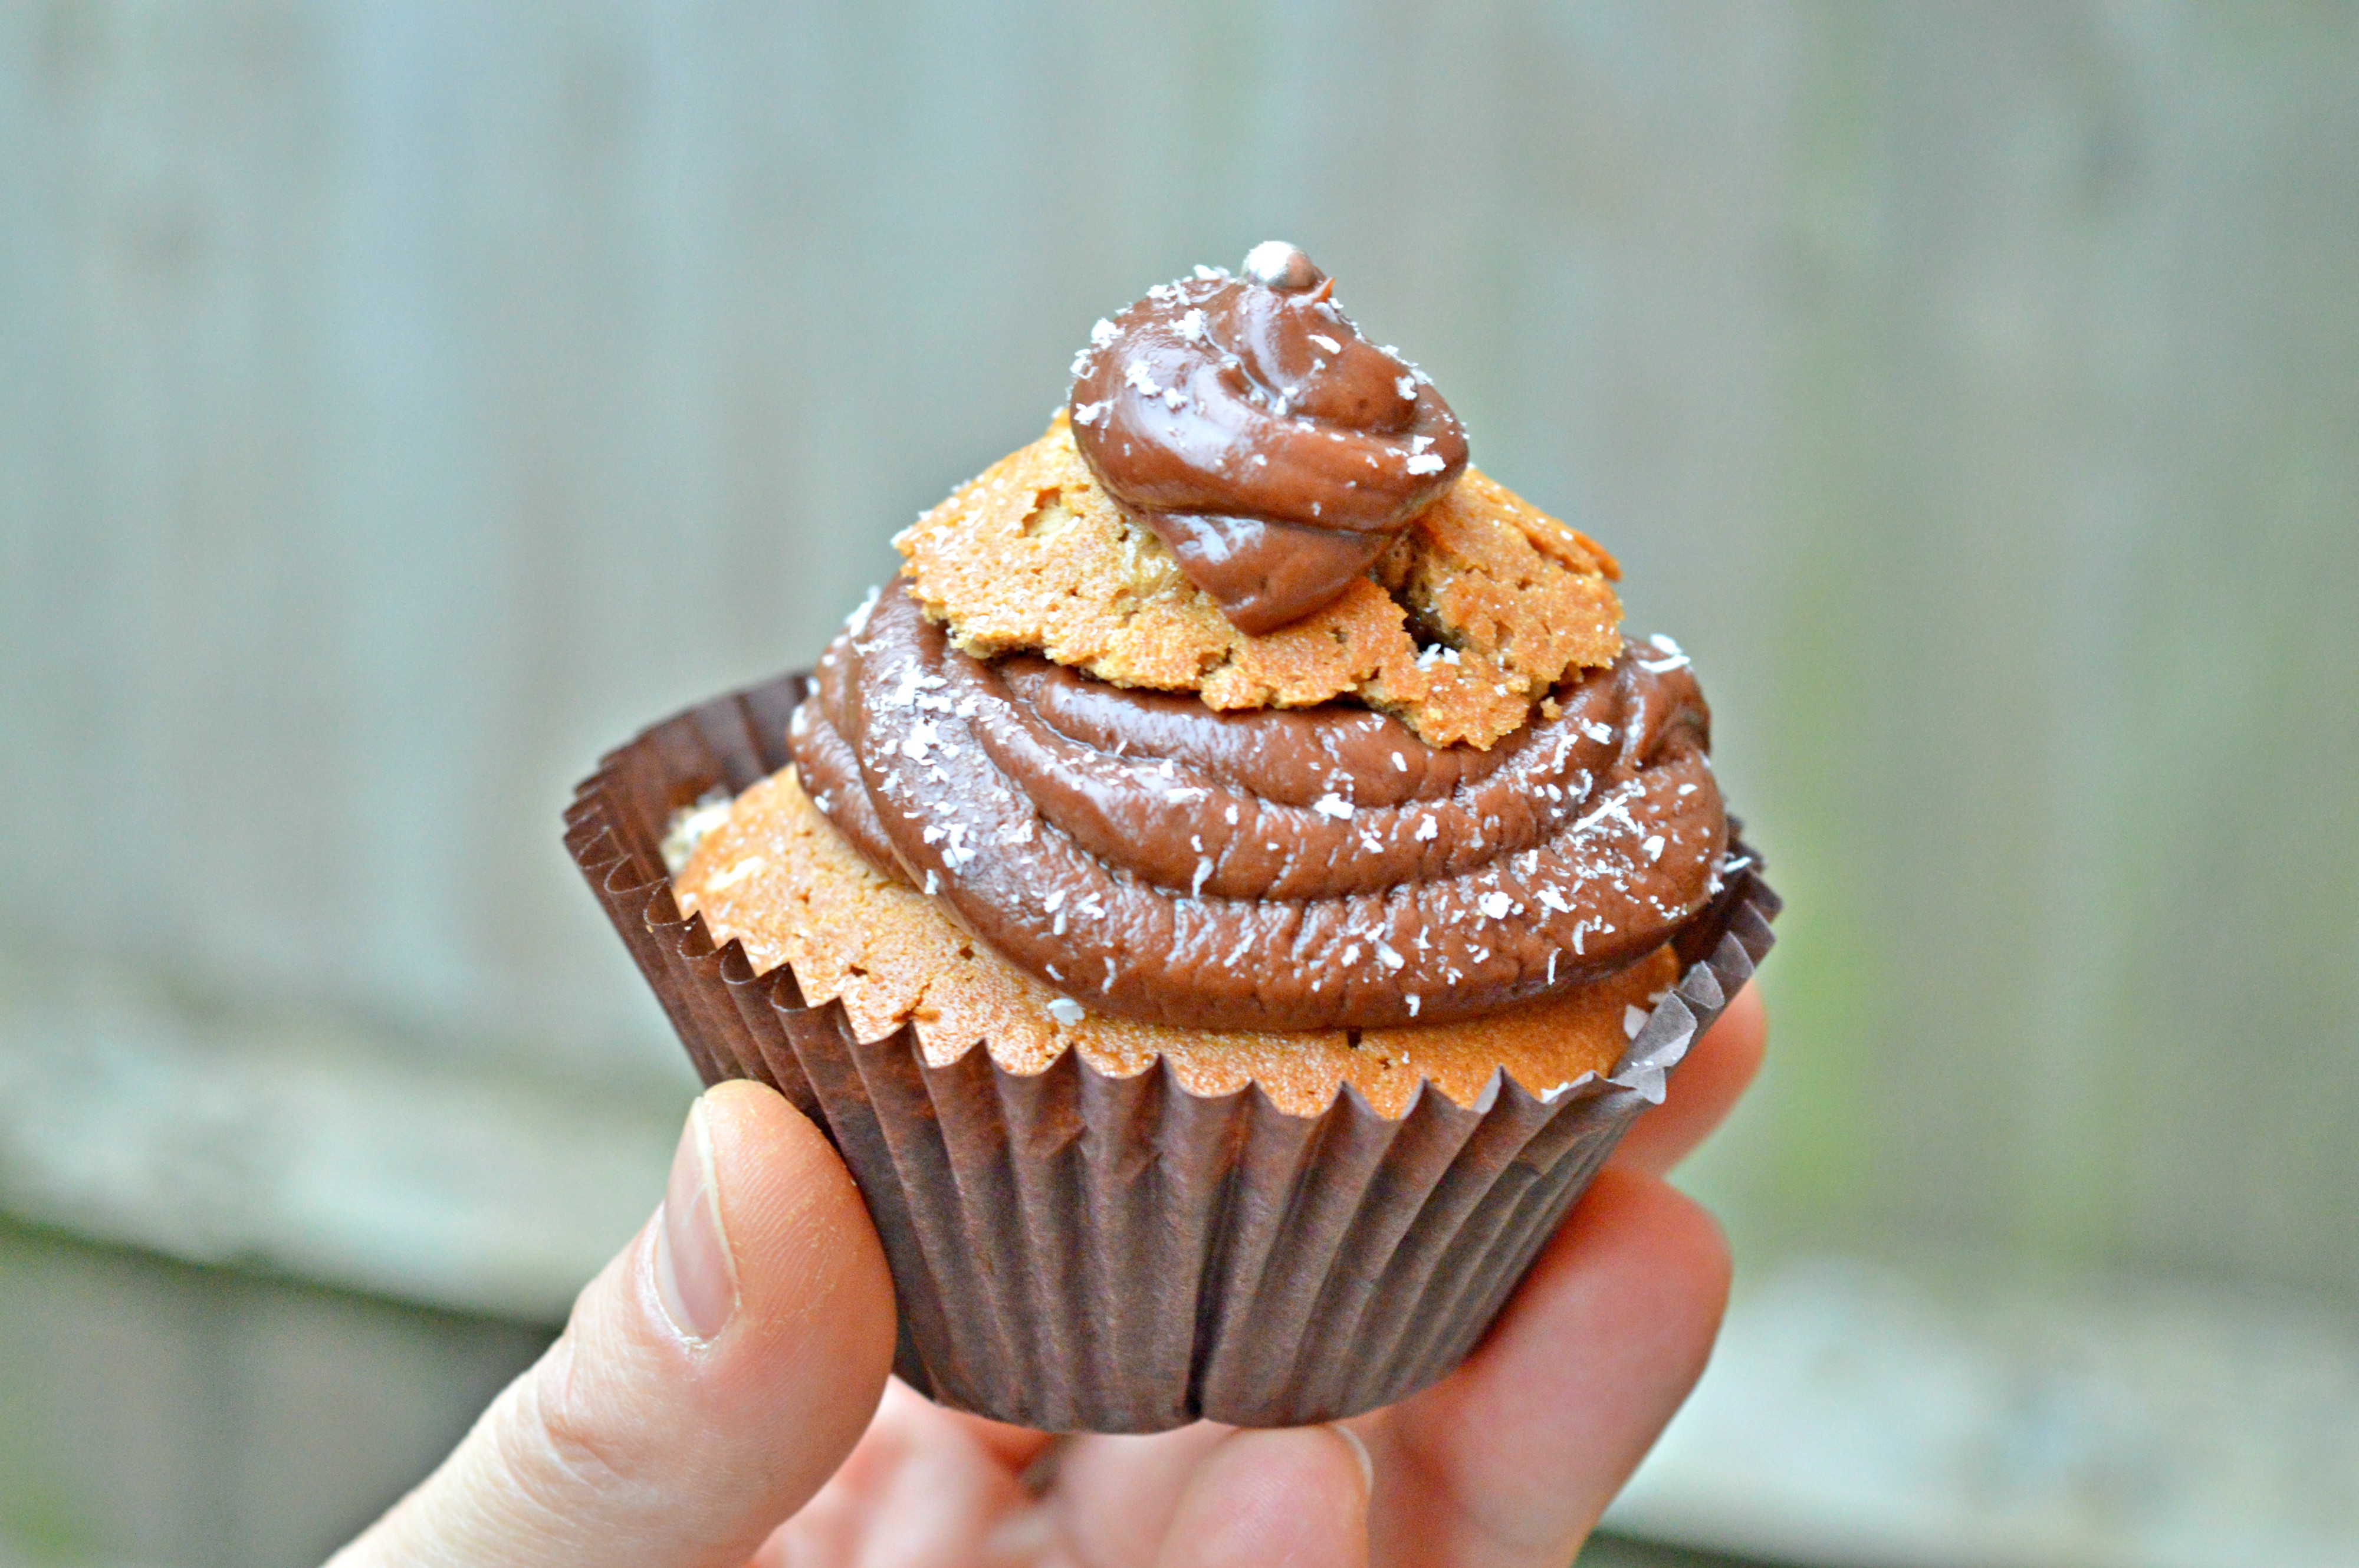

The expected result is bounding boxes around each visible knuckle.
[494,1339,659,1514]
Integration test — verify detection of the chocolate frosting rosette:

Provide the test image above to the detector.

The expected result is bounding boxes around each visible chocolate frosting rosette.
[569,245,1776,1432]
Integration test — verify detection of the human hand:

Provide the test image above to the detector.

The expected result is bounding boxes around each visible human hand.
[330,984,1767,1568]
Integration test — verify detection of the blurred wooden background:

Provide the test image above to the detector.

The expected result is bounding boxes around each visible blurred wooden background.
[3,4,2355,1565]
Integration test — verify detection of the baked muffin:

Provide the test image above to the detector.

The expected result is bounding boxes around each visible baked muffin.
[571,244,1776,1431]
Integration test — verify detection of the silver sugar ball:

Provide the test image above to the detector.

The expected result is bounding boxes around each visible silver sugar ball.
[1242,241,1325,292]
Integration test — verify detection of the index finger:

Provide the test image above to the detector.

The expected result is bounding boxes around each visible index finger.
[1353,1168,1731,1568]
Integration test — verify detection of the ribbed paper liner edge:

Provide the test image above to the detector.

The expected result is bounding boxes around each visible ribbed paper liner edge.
[566,670,1779,1432]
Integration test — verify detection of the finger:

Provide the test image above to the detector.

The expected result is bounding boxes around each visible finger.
[1043,1422,1233,1564]
[1362,1169,1729,1568]
[924,1393,1062,1474]
[1608,981,1767,1176]
[754,1380,1035,1568]
[1154,1426,1371,1568]
[331,1080,897,1568]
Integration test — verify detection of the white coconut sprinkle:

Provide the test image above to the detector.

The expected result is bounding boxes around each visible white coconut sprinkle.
[845,584,882,638]
[705,854,764,893]
[659,790,735,874]
[1047,998,1086,1027]
[1313,794,1355,820]
[1478,891,1512,920]
[1569,787,1642,840]
[1640,633,1691,673]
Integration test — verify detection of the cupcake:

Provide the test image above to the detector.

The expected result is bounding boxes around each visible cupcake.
[568,243,1776,1432]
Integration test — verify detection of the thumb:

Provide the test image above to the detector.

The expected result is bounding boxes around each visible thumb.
[331,1079,897,1568]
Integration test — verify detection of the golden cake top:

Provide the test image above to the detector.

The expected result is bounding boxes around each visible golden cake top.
[896,414,1624,750]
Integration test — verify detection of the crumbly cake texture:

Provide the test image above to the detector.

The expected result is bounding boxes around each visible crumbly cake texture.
[675,766,1676,1120]
[895,416,1626,751]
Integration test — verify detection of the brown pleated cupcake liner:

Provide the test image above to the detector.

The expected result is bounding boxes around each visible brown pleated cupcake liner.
[566,669,1779,1433]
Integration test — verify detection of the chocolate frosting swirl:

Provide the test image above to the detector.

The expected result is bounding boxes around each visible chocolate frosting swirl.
[1067,245,1469,634]
[791,581,1727,1032]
